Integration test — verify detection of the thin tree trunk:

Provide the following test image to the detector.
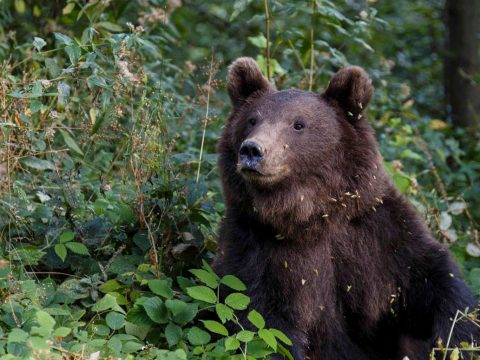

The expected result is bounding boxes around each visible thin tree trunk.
[445,0,480,128]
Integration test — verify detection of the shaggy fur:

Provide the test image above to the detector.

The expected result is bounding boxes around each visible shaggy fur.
[214,57,479,360]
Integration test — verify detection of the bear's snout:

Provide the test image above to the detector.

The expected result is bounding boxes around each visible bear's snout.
[239,140,264,172]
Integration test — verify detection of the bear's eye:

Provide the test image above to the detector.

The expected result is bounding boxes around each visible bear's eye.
[293,121,305,131]
[248,118,257,126]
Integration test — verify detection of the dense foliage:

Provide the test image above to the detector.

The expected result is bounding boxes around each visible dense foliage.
[0,0,479,358]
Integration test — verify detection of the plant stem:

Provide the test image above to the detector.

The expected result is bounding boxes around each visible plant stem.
[264,0,271,80]
[196,52,214,184]
[309,0,316,91]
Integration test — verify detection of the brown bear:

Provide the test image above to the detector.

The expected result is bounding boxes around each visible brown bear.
[213,57,479,360]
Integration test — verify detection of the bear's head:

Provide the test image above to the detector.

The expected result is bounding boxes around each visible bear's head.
[218,57,392,235]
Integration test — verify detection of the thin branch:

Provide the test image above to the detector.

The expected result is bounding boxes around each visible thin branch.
[309,0,316,91]
[264,0,271,80]
[196,51,215,183]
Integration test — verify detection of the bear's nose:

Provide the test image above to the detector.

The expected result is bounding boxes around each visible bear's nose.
[239,140,264,165]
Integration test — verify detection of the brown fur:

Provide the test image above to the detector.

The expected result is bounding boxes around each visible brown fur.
[214,57,479,360]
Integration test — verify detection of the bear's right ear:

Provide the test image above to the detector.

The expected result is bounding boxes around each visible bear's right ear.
[227,57,275,108]
[323,66,373,120]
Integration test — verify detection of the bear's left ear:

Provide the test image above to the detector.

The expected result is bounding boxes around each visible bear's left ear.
[323,66,373,120]
[227,57,275,108]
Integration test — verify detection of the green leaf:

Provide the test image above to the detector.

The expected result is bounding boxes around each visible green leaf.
[201,320,229,336]
[97,21,123,32]
[55,244,67,262]
[60,231,74,243]
[248,34,268,48]
[236,330,255,342]
[62,2,75,15]
[165,322,183,347]
[59,129,84,156]
[269,328,292,346]
[54,32,73,46]
[106,312,126,330]
[65,242,89,256]
[392,173,410,193]
[220,275,246,291]
[7,328,28,343]
[258,329,277,351]
[225,292,250,310]
[165,299,187,317]
[215,303,234,323]
[171,303,198,326]
[247,310,265,329]
[225,336,240,351]
[187,326,211,346]
[148,279,174,299]
[189,269,219,288]
[201,259,219,279]
[99,279,122,293]
[65,43,81,64]
[33,37,47,51]
[108,336,123,353]
[92,294,117,312]
[22,157,55,171]
[35,310,56,331]
[14,0,26,13]
[53,327,71,337]
[142,297,168,324]
[186,286,217,304]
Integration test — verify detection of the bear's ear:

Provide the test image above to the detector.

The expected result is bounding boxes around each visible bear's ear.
[323,66,373,120]
[227,57,275,108]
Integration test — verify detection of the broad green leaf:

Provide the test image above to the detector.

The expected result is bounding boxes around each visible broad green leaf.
[392,173,410,194]
[270,328,292,346]
[54,32,73,46]
[108,337,122,353]
[236,330,255,342]
[22,157,55,171]
[142,297,168,324]
[55,244,67,262]
[165,299,187,317]
[247,310,265,329]
[65,242,89,255]
[148,279,174,299]
[33,37,46,51]
[186,286,217,304]
[7,328,28,343]
[53,327,71,337]
[201,320,229,336]
[259,329,277,350]
[92,294,117,312]
[248,34,268,49]
[60,231,74,243]
[225,292,250,310]
[215,303,234,323]
[225,336,240,351]
[32,310,55,336]
[99,279,122,293]
[220,275,246,291]
[171,303,198,326]
[189,269,218,288]
[106,312,125,330]
[165,322,183,347]
[187,327,211,346]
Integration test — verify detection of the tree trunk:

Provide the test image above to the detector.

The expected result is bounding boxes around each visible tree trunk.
[445,0,480,128]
